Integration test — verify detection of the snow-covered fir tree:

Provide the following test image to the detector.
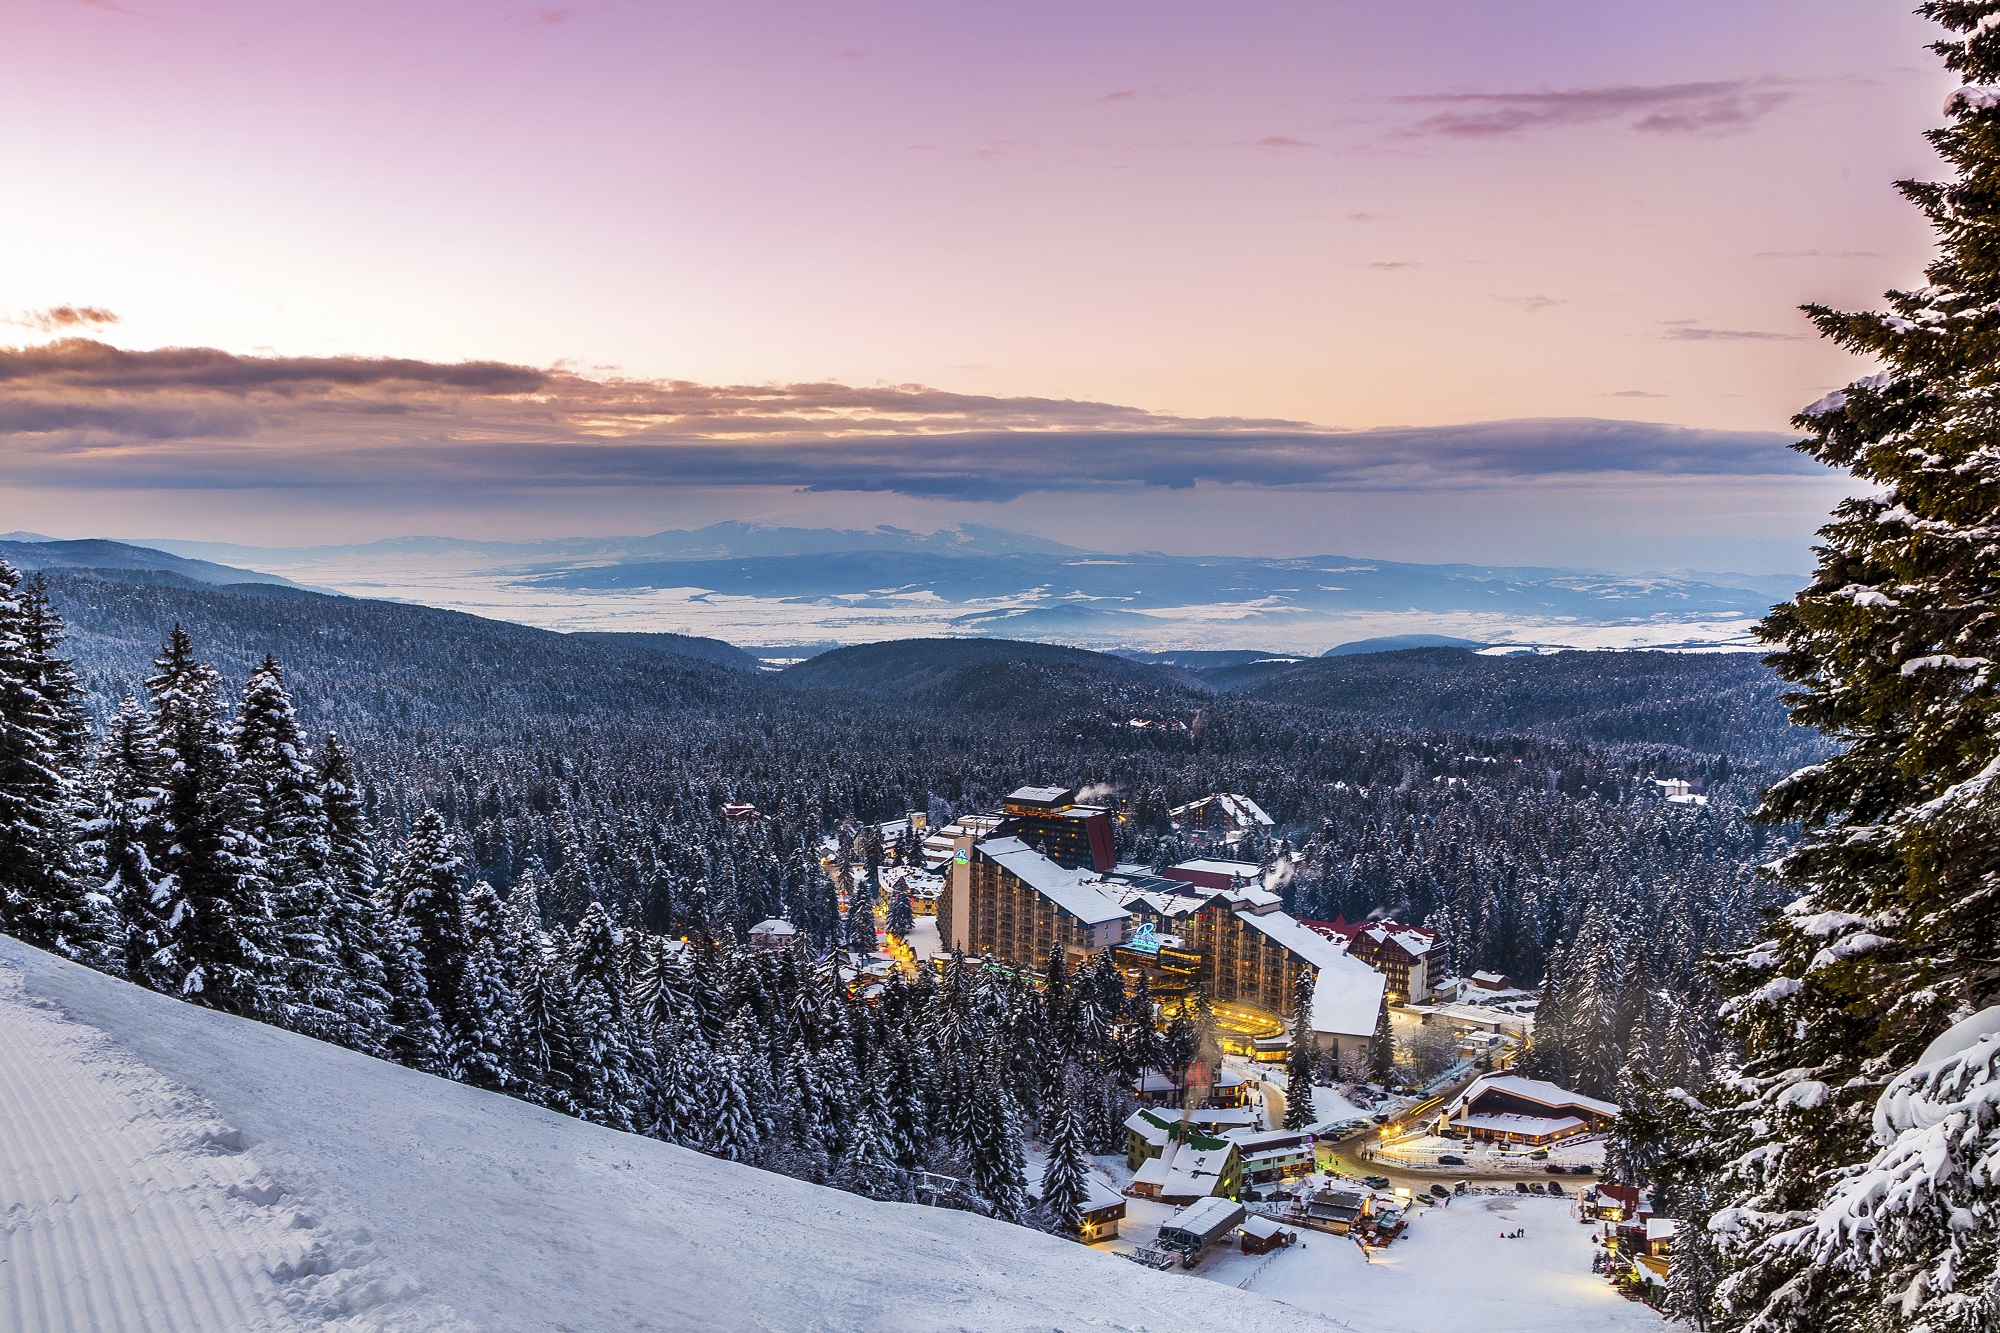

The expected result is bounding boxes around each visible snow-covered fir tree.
[1697,8,2000,1328]
[1037,1078,1091,1238]
[89,696,167,983]
[234,656,349,1042]
[144,627,277,1015]
[0,561,100,962]
[885,881,915,941]
[1285,967,1319,1131]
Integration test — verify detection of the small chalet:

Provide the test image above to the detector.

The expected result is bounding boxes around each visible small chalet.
[1169,793,1275,845]
[1129,1130,1241,1204]
[1026,1175,1126,1243]
[1224,1128,1317,1199]
[747,919,798,950]
[1590,1182,1644,1223]
[1239,1214,1296,1256]
[1437,1073,1619,1145]
[1303,1184,1370,1233]
[1130,1065,1252,1110]
[723,802,762,825]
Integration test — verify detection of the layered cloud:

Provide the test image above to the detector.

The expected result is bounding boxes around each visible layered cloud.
[1394,79,1795,139]
[0,339,1815,502]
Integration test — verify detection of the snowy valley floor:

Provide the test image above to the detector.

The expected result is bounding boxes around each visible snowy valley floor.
[1103,1190,1663,1333]
[0,937,1328,1333]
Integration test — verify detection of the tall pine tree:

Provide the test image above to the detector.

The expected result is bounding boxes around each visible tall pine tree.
[144,627,276,1015]
[1700,8,2000,1328]
[0,562,99,961]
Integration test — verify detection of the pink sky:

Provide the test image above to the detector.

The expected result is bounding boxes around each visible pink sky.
[0,0,1955,568]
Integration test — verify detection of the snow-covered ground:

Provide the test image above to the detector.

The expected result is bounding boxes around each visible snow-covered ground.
[1098,1192,1659,1333]
[1311,1084,1372,1126]
[0,937,1336,1332]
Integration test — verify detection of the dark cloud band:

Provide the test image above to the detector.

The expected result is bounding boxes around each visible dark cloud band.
[0,338,1815,502]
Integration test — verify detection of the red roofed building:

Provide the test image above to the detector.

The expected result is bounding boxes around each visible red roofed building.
[1299,916,1439,1003]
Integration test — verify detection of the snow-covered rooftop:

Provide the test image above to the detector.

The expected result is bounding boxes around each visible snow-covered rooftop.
[1242,1213,1286,1240]
[1171,858,1266,880]
[1211,907,1385,1039]
[1456,1112,1587,1139]
[1448,1073,1619,1121]
[977,837,1129,927]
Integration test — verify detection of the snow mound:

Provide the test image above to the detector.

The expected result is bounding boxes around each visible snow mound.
[0,937,1330,1332]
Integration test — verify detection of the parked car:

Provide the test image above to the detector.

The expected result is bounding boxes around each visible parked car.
[1429,1184,1451,1198]
[1364,1175,1392,1190]
[1528,1150,1549,1161]
[1544,1163,1567,1174]
[1548,1180,1565,1196]
[1371,1113,1391,1124]
[1438,1154,1465,1166]
[1515,1181,1532,1193]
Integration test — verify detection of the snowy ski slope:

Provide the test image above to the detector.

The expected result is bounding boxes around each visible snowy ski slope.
[0,937,1332,1332]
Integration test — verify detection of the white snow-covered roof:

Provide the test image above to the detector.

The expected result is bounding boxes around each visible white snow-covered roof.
[1150,1138,1237,1200]
[1359,922,1437,958]
[748,918,797,936]
[1172,858,1265,880]
[977,837,1129,928]
[1450,1073,1619,1121]
[1114,887,1205,920]
[1457,1112,1586,1139]
[1310,951,1388,1040]
[1214,907,1385,1040]
[1008,785,1073,805]
[1161,1193,1243,1236]
[1170,794,1276,828]
[1026,1174,1125,1214]
[1241,1214,1285,1240]
[1217,793,1274,827]
[1218,884,1284,912]
[1125,1108,1174,1148]
[1646,1219,1679,1243]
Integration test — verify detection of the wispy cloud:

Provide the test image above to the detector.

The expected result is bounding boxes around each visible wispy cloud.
[1254,135,1314,149]
[0,339,1815,503]
[1393,79,1795,139]
[1752,248,1882,259]
[1661,325,1800,342]
[1499,295,1562,312]
[1366,261,1420,270]
[7,306,120,333]
[1601,389,1666,398]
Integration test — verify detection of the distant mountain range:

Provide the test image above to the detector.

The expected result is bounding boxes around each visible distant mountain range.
[5,522,1807,653]
[0,537,307,591]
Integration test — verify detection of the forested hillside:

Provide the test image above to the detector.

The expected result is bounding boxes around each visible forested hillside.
[0,557,1823,1240]
[32,564,1805,1066]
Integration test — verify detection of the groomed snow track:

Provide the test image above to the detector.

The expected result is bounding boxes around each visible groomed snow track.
[0,964,429,1333]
